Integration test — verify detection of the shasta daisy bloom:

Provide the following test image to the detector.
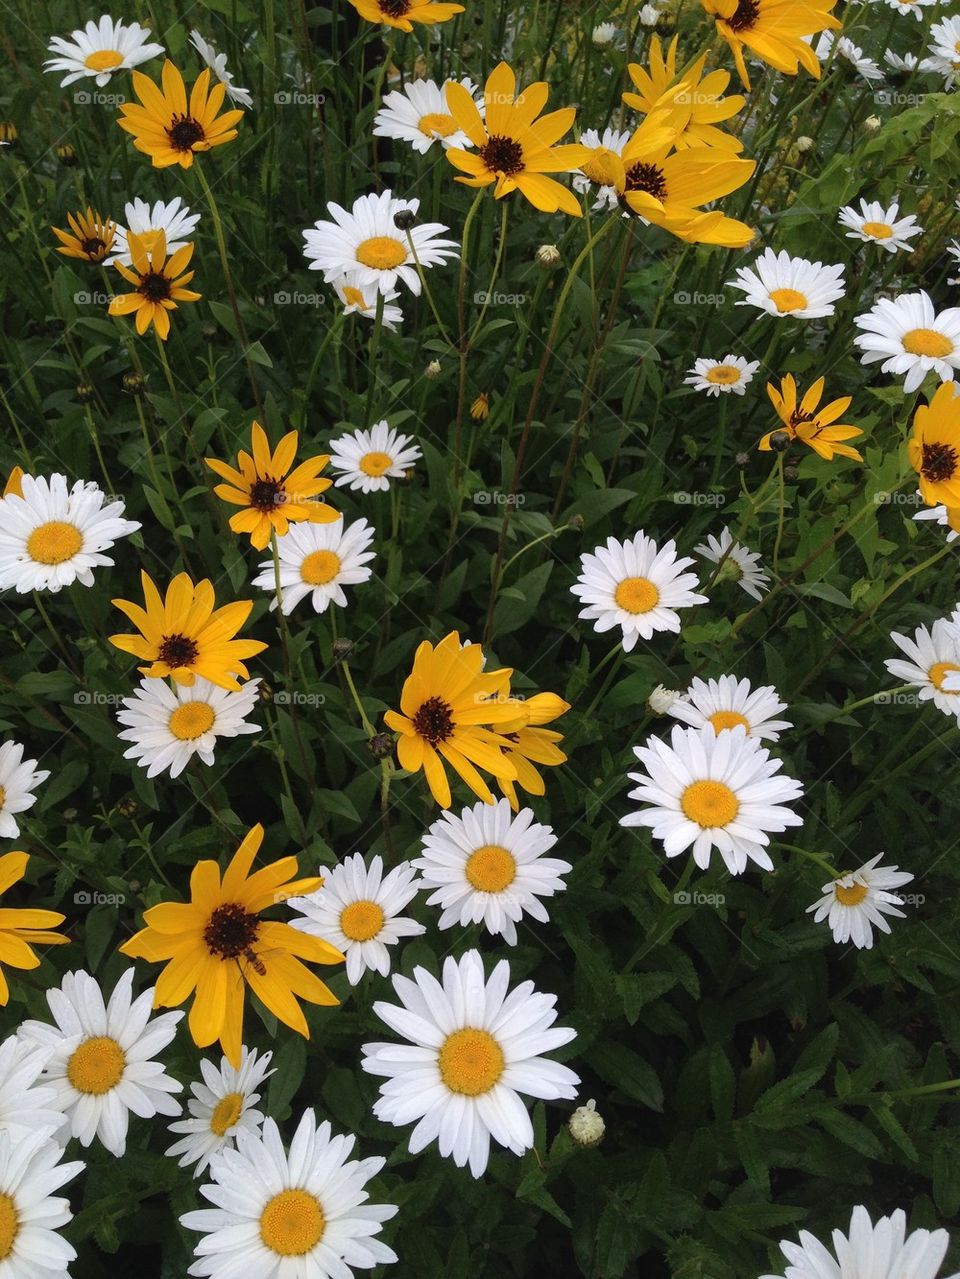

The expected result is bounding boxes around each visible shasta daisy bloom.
[926,17,960,89]
[414,798,571,945]
[909,383,960,507]
[0,852,67,1005]
[251,517,376,617]
[0,750,50,840]
[117,60,244,168]
[760,1204,957,1279]
[877,0,937,15]
[0,1034,66,1142]
[495,693,570,810]
[0,1129,83,1277]
[328,421,422,493]
[807,854,913,950]
[108,229,200,340]
[19,968,182,1157]
[685,354,759,396]
[374,77,482,153]
[914,500,960,543]
[728,248,846,319]
[51,206,116,263]
[180,1109,398,1277]
[119,824,343,1068]
[331,274,403,330]
[854,292,960,394]
[348,0,464,30]
[572,531,708,651]
[838,199,922,253]
[189,31,253,109]
[622,724,804,874]
[205,421,338,551]
[44,15,164,87]
[362,950,579,1178]
[109,570,268,691]
[667,675,792,741]
[166,1046,274,1175]
[0,472,140,594]
[572,127,632,211]
[884,50,920,74]
[444,62,591,216]
[117,676,262,779]
[884,620,960,718]
[108,195,200,265]
[287,853,424,986]
[383,631,520,808]
[761,374,864,462]
[814,32,884,83]
[303,190,458,297]
[700,0,842,90]
[623,35,746,151]
[694,527,770,601]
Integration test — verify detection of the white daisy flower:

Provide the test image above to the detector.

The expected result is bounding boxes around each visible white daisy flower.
[0,1033,65,1142]
[875,0,937,17]
[116,677,262,779]
[362,950,579,1178]
[728,248,846,320]
[639,4,662,26]
[166,1047,274,1176]
[413,798,572,945]
[44,14,164,87]
[684,354,760,397]
[571,531,708,651]
[373,77,482,153]
[328,421,422,493]
[303,190,459,297]
[251,516,376,616]
[19,968,182,1158]
[838,199,922,253]
[621,724,804,874]
[814,32,884,82]
[0,1129,84,1277]
[807,853,914,950]
[331,274,403,331]
[923,17,960,89]
[884,50,920,73]
[287,852,423,986]
[573,127,632,212]
[592,22,619,46]
[666,675,792,742]
[694,527,770,601]
[108,196,201,265]
[914,498,960,543]
[0,473,140,594]
[760,1204,958,1279]
[0,740,50,839]
[180,1109,398,1277]
[883,620,960,717]
[853,291,960,393]
[189,30,253,109]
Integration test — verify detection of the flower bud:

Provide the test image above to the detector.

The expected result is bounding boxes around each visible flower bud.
[568,1099,605,1147]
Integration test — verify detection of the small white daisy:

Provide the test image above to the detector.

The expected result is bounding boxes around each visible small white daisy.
[838,199,922,253]
[413,798,572,946]
[0,740,49,839]
[814,32,884,82]
[251,516,376,616]
[328,421,422,493]
[0,473,140,594]
[621,724,804,874]
[694,527,770,601]
[914,498,960,543]
[19,968,182,1158]
[684,355,759,397]
[116,677,262,779]
[331,274,403,331]
[44,14,164,87]
[761,1205,957,1279]
[0,1129,84,1277]
[287,852,423,986]
[573,127,632,212]
[807,853,914,950]
[180,1109,398,1277]
[592,22,619,46]
[362,950,579,1178]
[853,291,960,393]
[0,1033,65,1142]
[189,30,253,108]
[883,619,960,717]
[166,1046,274,1176]
[108,196,201,265]
[374,77,482,153]
[303,190,459,297]
[883,49,920,73]
[875,0,937,17]
[639,4,662,26]
[728,248,846,320]
[667,675,792,742]
[572,531,708,651]
[923,17,960,88]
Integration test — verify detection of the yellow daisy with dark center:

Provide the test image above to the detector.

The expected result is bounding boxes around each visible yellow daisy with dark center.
[108,229,200,340]
[117,60,244,168]
[909,382,960,508]
[347,0,464,31]
[52,206,117,263]
[701,0,842,90]
[0,851,69,1005]
[760,374,864,463]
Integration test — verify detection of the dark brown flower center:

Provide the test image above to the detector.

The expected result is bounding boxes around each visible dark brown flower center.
[379,0,411,13]
[479,134,524,177]
[249,477,286,511]
[82,237,106,259]
[624,162,668,200]
[789,409,816,428]
[921,441,959,484]
[412,696,455,745]
[167,115,206,152]
[158,633,199,668]
[204,902,260,959]
[138,271,172,302]
[727,0,760,32]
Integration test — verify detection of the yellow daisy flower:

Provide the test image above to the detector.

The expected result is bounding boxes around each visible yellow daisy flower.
[701,0,842,91]
[761,375,864,462]
[496,693,569,811]
[51,206,117,263]
[623,36,746,151]
[347,0,464,30]
[108,229,200,340]
[117,60,244,168]
[909,383,960,508]
[119,824,343,1068]
[0,852,69,1005]
[470,392,490,422]
[109,570,268,691]
[444,62,591,216]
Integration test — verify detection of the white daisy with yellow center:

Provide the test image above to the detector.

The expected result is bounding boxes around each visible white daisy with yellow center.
[362,950,579,1177]
[44,15,164,87]
[374,77,483,154]
[108,196,200,266]
[621,724,804,874]
[252,515,376,616]
[762,1205,956,1279]
[926,16,960,90]
[116,676,262,779]
[854,290,960,394]
[572,126,632,212]
[287,852,423,986]
[414,798,572,945]
[180,1110,398,1275]
[166,1046,274,1176]
[189,30,253,109]
[572,531,708,651]
[684,354,759,397]
[0,1129,83,1277]
[0,1033,66,1143]
[806,854,914,950]
[838,199,922,254]
[884,619,960,718]
[666,675,792,742]
[19,968,182,1158]
[728,248,846,320]
[694,526,770,602]
[331,274,404,331]
[0,741,49,840]
[878,0,937,16]
[328,421,422,493]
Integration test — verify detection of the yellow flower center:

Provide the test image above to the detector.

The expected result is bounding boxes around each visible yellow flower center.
[340,899,385,941]
[680,779,740,828]
[26,520,83,565]
[66,1036,125,1095]
[168,701,216,741]
[0,1194,17,1261]
[259,1189,325,1256]
[708,710,751,733]
[342,285,369,310]
[300,549,341,586]
[210,1091,244,1137]
[0,787,5,810]
[438,1028,504,1096]
[834,880,869,907]
[418,111,457,138]
[929,661,960,690]
[84,48,124,71]
[706,365,741,384]
[465,843,516,893]
[902,328,954,359]
[355,236,407,270]
[769,287,809,314]
[359,450,395,477]
[614,576,660,614]
[861,221,893,240]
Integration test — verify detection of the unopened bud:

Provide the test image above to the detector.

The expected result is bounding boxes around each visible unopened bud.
[569,1099,605,1147]
[368,732,395,761]
[332,637,354,661]
[393,208,416,231]
[769,430,791,453]
[535,243,561,269]
[863,115,881,135]
[425,359,442,379]
[75,383,95,404]
[122,371,146,396]
[647,685,679,715]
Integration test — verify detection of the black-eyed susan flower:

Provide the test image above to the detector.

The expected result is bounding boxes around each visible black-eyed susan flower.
[117,60,243,168]
[496,693,570,811]
[205,422,338,551]
[51,207,117,263]
[623,36,746,151]
[119,824,343,1068]
[109,570,268,691]
[761,375,864,462]
[444,63,591,216]
[108,229,200,340]
[0,123,18,149]
[909,382,960,507]
[700,0,842,90]
[347,0,464,31]
[470,392,490,421]
[0,852,69,1005]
